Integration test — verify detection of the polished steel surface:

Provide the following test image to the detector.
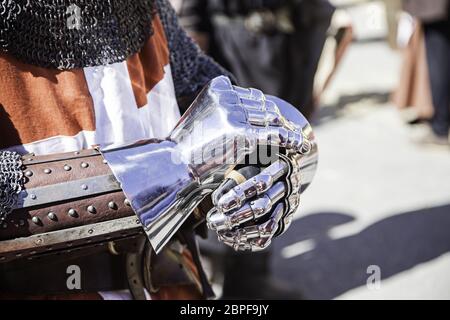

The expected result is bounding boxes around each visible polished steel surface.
[14,174,121,209]
[101,76,318,253]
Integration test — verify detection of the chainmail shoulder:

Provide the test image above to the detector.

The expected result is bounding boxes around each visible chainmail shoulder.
[0,0,155,69]
[156,0,235,98]
[0,151,24,222]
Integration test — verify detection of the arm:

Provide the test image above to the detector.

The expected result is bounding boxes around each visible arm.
[0,148,141,262]
[1,77,318,260]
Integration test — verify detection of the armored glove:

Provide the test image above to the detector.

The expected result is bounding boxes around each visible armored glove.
[102,76,317,253]
[0,76,317,258]
[204,84,318,251]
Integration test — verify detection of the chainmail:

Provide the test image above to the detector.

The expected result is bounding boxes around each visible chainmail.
[1,0,232,89]
[0,0,155,69]
[0,151,23,222]
[156,0,235,98]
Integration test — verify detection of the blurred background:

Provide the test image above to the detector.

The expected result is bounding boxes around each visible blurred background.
[172,0,450,299]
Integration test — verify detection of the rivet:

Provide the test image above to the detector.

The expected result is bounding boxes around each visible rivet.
[124,199,131,206]
[25,170,33,177]
[44,168,52,174]
[102,159,108,164]
[87,205,96,214]
[88,229,94,234]
[63,164,72,171]
[108,201,117,210]
[35,239,42,245]
[81,184,88,190]
[81,162,89,168]
[47,212,57,221]
[300,140,311,155]
[68,209,78,217]
[31,216,41,225]
[30,194,37,200]
[74,151,80,155]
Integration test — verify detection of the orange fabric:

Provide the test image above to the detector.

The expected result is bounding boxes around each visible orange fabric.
[0,54,96,148]
[182,245,202,282]
[151,285,203,300]
[151,248,204,300]
[0,15,170,149]
[126,16,170,108]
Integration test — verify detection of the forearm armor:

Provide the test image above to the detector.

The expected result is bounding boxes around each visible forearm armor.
[0,149,144,263]
[0,76,318,262]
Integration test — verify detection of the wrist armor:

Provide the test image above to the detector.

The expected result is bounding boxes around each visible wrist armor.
[0,149,141,263]
[102,76,318,253]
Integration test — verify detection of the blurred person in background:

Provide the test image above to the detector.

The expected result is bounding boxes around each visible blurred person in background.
[402,0,450,145]
[174,0,335,119]
[392,6,435,125]
[171,0,334,299]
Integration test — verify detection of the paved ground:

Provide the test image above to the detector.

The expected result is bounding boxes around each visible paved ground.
[271,41,450,300]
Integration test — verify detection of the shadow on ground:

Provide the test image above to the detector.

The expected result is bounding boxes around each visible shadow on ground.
[314,91,391,125]
[272,204,450,299]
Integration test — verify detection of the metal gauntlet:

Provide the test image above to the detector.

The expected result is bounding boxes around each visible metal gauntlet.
[0,76,317,258]
[102,76,318,253]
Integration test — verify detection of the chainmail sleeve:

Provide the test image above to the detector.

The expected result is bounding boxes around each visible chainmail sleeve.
[0,151,24,222]
[155,0,235,99]
[0,0,156,70]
